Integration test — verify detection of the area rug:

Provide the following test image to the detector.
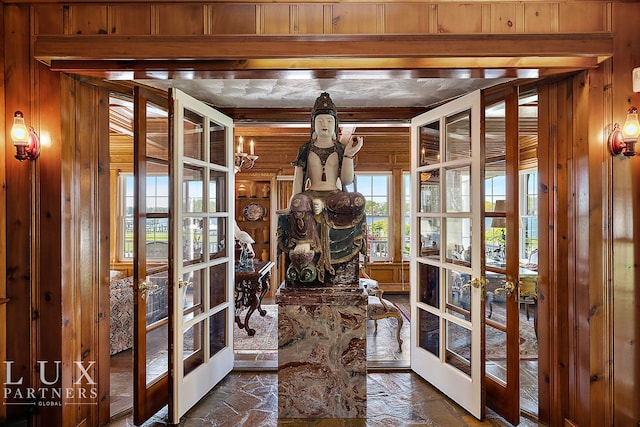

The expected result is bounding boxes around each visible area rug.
[233,303,413,358]
[488,302,538,360]
[413,300,538,361]
[233,304,278,350]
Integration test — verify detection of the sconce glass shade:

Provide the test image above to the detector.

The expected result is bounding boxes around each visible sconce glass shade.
[622,107,640,139]
[609,106,640,157]
[11,111,40,161]
[11,111,29,146]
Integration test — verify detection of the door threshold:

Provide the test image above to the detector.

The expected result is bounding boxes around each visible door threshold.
[109,407,132,423]
[367,360,411,372]
[233,360,278,371]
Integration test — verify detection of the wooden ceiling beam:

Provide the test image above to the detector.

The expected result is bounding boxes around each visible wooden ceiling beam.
[223,107,424,123]
[47,56,599,80]
[36,34,613,62]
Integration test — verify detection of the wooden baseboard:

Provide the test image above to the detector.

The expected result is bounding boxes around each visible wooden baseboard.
[364,262,410,293]
[379,283,410,293]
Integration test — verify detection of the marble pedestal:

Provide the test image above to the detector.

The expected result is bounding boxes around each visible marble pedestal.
[277,284,367,419]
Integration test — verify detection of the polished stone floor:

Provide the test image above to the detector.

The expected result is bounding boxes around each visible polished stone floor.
[109,294,541,426]
[108,371,545,427]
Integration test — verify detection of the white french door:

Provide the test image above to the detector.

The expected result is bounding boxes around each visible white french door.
[410,90,484,419]
[169,88,235,423]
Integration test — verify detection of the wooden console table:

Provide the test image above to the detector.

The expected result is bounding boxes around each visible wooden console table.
[234,260,275,336]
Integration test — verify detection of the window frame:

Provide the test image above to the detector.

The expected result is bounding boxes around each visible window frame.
[402,171,411,260]
[118,172,170,261]
[519,168,538,260]
[348,172,392,262]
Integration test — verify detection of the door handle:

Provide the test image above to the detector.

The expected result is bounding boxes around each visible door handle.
[138,280,159,300]
[495,280,515,298]
[461,277,487,299]
[178,279,193,289]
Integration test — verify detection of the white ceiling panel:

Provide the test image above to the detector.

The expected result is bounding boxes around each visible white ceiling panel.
[136,78,512,109]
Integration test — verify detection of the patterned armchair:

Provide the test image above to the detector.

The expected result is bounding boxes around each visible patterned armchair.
[360,269,403,352]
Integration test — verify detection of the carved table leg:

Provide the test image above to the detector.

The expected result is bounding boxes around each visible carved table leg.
[256,273,271,317]
[234,285,247,329]
[243,290,259,336]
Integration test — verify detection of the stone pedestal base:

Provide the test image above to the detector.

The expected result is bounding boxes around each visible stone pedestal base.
[277,284,367,418]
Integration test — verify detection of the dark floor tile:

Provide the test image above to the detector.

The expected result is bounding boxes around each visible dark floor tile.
[108,372,545,427]
[109,294,541,426]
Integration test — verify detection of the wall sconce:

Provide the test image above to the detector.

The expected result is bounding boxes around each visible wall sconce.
[11,111,40,161]
[609,106,640,158]
[234,136,258,171]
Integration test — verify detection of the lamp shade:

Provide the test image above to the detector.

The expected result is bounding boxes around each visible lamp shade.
[11,111,29,146]
[622,107,640,139]
[11,111,41,161]
[491,200,506,228]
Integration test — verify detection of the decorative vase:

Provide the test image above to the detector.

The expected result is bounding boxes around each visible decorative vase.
[249,182,257,198]
[262,227,269,243]
[260,248,269,262]
[238,184,247,197]
[261,184,270,198]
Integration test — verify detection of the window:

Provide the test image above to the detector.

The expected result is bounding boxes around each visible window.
[120,173,170,260]
[483,170,538,264]
[484,173,506,264]
[403,172,411,259]
[520,170,538,261]
[349,173,391,262]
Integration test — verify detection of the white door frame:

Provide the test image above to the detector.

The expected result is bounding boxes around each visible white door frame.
[170,88,235,423]
[410,90,484,419]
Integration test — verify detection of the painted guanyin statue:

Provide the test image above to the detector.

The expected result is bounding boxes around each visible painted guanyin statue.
[277,92,367,286]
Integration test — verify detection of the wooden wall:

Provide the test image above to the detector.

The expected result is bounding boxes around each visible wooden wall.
[30,1,612,37]
[3,6,109,425]
[537,73,601,427]
[59,75,110,427]
[0,3,8,422]
[2,1,639,427]
[3,5,40,423]
[610,4,640,425]
[234,125,411,176]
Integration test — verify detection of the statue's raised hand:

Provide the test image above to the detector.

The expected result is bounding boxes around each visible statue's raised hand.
[343,136,363,158]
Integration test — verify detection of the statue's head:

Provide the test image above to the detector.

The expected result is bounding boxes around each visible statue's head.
[311,92,338,138]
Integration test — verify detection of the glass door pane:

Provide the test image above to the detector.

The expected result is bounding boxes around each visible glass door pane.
[133,87,171,425]
[481,87,535,425]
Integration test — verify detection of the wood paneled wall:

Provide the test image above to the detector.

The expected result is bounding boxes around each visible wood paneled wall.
[3,5,38,423]
[537,75,589,427]
[59,75,110,427]
[0,3,5,421]
[535,8,640,420]
[3,6,109,424]
[2,1,640,427]
[611,4,640,425]
[234,125,410,175]
[31,1,612,37]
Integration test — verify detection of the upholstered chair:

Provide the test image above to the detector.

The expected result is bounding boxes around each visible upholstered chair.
[360,270,403,352]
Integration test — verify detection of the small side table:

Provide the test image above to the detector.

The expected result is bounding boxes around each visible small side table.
[234,260,275,336]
